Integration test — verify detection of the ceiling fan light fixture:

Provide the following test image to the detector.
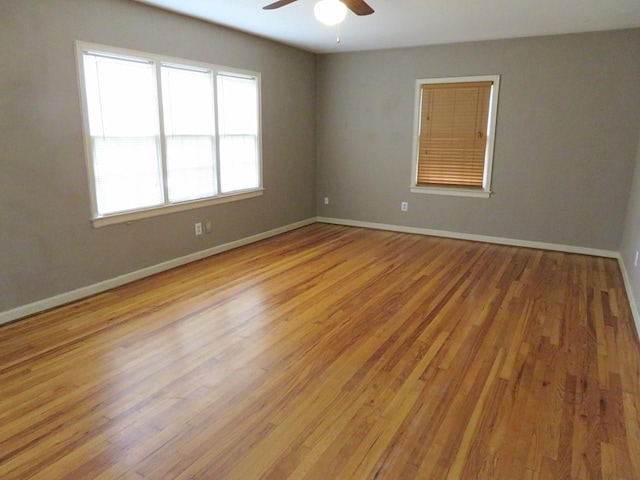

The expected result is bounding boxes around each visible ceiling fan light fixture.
[314,0,347,26]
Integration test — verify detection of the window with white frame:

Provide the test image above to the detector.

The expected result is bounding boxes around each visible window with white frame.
[411,75,500,198]
[76,42,262,226]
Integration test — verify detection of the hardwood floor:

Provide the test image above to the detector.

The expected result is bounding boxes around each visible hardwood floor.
[1,224,640,479]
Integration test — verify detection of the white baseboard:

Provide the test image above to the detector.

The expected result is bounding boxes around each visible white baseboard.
[617,256,640,342]
[1,216,631,329]
[316,217,619,258]
[0,218,316,326]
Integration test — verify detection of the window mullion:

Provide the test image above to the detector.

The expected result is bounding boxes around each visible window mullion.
[155,62,170,205]
[212,71,222,196]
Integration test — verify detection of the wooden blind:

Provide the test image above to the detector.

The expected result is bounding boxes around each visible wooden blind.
[417,81,493,188]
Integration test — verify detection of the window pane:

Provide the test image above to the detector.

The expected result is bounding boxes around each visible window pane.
[83,53,163,215]
[83,54,159,137]
[217,74,259,193]
[220,135,258,192]
[165,136,216,202]
[93,137,163,215]
[161,65,217,202]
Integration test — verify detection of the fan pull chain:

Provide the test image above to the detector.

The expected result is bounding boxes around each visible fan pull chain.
[336,23,341,43]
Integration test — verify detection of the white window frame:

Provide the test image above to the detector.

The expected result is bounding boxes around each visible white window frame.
[75,41,263,227]
[410,75,500,199]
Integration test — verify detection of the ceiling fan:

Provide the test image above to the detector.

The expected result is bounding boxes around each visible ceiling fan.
[263,0,374,16]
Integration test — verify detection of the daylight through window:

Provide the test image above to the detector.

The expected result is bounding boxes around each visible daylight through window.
[77,42,262,225]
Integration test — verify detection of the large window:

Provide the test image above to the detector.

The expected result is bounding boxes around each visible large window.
[76,42,262,226]
[411,75,500,198]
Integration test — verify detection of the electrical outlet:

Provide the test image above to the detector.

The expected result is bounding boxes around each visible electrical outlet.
[635,251,639,267]
[324,197,329,205]
[205,220,212,234]
[401,201,408,212]
[195,222,202,236]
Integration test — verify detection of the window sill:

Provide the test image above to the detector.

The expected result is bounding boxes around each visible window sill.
[92,189,264,228]
[410,186,491,199]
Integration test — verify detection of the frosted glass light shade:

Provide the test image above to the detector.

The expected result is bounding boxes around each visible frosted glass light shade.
[314,0,347,26]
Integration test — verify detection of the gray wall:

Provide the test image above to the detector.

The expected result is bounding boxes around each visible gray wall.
[0,0,317,313]
[620,130,640,335]
[316,30,640,251]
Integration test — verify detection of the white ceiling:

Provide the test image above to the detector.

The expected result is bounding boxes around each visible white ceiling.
[133,0,640,54]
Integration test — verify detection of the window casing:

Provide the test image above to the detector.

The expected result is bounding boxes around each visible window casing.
[76,42,262,226]
[411,75,500,198]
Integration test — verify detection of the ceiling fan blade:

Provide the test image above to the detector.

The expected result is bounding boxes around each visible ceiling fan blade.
[342,0,374,15]
[263,0,298,10]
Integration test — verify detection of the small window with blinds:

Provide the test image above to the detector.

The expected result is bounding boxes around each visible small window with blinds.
[76,42,262,227]
[411,75,500,198]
